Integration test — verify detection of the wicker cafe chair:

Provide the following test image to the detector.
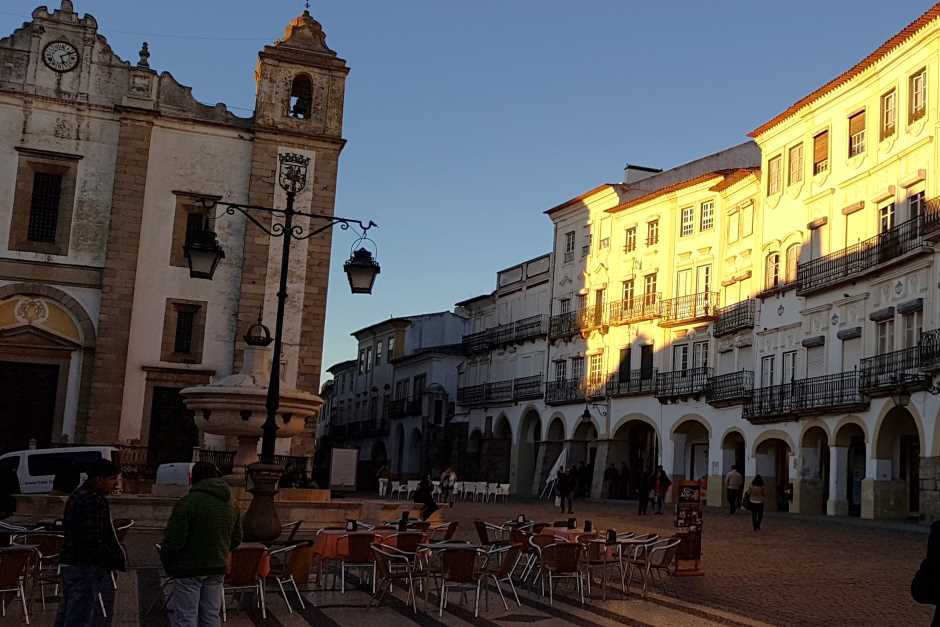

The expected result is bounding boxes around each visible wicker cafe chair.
[523,533,557,584]
[539,542,584,606]
[15,533,63,609]
[638,538,682,598]
[474,521,507,548]
[438,547,485,618]
[482,544,523,611]
[0,547,33,624]
[622,535,661,594]
[267,542,313,614]
[371,544,418,613]
[334,533,376,594]
[222,544,269,622]
[578,536,624,599]
[429,521,458,542]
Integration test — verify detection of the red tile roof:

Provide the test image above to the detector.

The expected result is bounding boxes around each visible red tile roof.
[544,183,626,215]
[709,167,760,192]
[606,170,739,214]
[749,3,940,138]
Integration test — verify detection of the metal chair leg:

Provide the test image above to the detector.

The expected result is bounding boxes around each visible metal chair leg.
[20,582,30,626]
[492,576,509,611]
[474,580,481,618]
[221,588,227,622]
[276,578,293,614]
[290,576,306,610]
[98,592,107,618]
[258,580,267,620]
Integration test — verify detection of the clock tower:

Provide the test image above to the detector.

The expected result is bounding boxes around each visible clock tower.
[235,9,350,425]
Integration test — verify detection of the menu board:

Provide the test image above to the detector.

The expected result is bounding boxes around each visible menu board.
[674,480,704,576]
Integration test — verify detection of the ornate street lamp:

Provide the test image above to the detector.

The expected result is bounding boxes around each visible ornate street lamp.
[183,152,379,541]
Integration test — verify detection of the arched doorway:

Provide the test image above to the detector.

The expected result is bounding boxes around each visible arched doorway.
[874,406,920,518]
[672,419,709,484]
[481,416,512,483]
[516,411,541,496]
[394,423,405,476]
[466,429,482,480]
[536,417,565,496]
[796,426,829,515]
[571,420,598,498]
[609,419,658,500]
[755,437,792,512]
[832,422,866,516]
[408,428,423,477]
[720,431,746,507]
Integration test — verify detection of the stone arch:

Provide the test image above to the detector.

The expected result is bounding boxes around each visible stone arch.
[834,415,869,446]
[0,283,95,348]
[833,420,867,517]
[610,414,660,498]
[672,414,712,439]
[799,420,831,447]
[672,415,711,483]
[873,401,925,457]
[515,409,542,497]
[494,414,512,440]
[611,413,661,443]
[753,432,793,512]
[751,429,795,457]
[720,429,746,486]
[287,73,313,119]
[546,416,566,442]
[873,405,922,516]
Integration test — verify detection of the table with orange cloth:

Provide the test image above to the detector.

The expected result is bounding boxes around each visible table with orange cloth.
[311,530,427,559]
[539,527,596,543]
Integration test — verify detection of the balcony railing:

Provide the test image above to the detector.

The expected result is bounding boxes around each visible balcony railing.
[386,398,407,419]
[485,379,514,403]
[406,396,423,416]
[859,345,932,395]
[919,196,940,239]
[921,328,940,370]
[513,374,544,400]
[658,292,719,327]
[797,214,936,295]
[196,449,236,475]
[545,378,586,405]
[606,368,657,396]
[743,371,867,423]
[655,367,712,399]
[462,330,490,354]
[712,300,756,337]
[578,305,607,331]
[457,378,517,406]
[609,294,660,325]
[463,315,549,353]
[706,370,754,406]
[549,311,578,339]
[563,250,575,263]
[513,314,548,343]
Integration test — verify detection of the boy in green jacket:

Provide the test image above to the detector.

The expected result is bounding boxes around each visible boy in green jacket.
[162,462,242,627]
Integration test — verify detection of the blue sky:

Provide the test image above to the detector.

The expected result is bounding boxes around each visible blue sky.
[1,1,932,383]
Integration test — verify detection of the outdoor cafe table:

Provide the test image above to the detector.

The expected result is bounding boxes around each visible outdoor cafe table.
[539,527,596,543]
[312,530,393,560]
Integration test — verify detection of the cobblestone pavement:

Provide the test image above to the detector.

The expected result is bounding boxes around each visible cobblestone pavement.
[11,497,933,626]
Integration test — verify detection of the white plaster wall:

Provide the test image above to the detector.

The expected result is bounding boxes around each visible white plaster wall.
[119,122,252,441]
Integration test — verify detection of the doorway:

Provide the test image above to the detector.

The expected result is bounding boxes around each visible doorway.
[147,387,198,467]
[0,361,58,453]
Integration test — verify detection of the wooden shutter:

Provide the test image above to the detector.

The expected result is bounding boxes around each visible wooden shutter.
[849,111,865,136]
[618,347,631,381]
[813,131,828,163]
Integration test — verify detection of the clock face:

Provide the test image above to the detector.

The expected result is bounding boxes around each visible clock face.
[42,41,80,73]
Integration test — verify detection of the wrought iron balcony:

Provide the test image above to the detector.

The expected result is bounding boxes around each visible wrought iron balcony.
[609,294,660,325]
[712,300,756,337]
[578,305,608,332]
[797,215,935,295]
[742,383,794,423]
[385,398,408,419]
[513,314,548,343]
[406,396,424,416]
[457,379,514,406]
[706,370,754,406]
[545,378,586,405]
[658,292,719,327]
[462,329,490,354]
[920,196,940,241]
[456,385,485,406]
[655,367,712,399]
[484,379,514,404]
[921,328,940,370]
[743,371,867,423]
[549,311,578,340]
[859,345,932,395]
[513,374,544,400]
[606,368,657,396]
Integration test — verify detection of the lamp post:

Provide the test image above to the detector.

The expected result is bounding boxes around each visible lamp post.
[183,152,379,541]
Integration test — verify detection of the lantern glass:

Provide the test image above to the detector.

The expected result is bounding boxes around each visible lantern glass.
[344,248,380,294]
[184,230,225,280]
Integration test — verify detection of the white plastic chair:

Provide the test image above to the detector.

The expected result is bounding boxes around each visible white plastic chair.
[432,481,442,500]
[405,480,420,500]
[453,482,465,501]
[476,482,488,502]
[390,481,407,500]
[378,478,388,498]
[486,483,499,503]
[496,483,510,503]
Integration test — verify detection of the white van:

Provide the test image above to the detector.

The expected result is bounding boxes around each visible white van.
[0,446,119,494]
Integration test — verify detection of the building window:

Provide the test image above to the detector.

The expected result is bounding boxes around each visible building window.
[848,111,865,157]
[624,227,636,252]
[570,356,584,383]
[622,279,634,303]
[26,173,62,243]
[692,341,709,369]
[581,230,591,258]
[161,299,207,363]
[680,206,694,237]
[673,344,689,372]
[767,155,782,195]
[908,190,925,223]
[903,311,923,349]
[170,194,215,268]
[588,353,604,388]
[881,89,897,139]
[644,273,657,305]
[877,318,895,355]
[413,374,426,398]
[9,151,78,255]
[554,360,567,382]
[647,219,659,245]
[288,74,312,119]
[365,347,373,372]
[785,244,800,284]
[564,231,575,263]
[358,349,365,374]
[727,210,739,243]
[559,297,571,314]
[879,203,895,233]
[700,201,714,231]
[813,130,829,174]
[388,337,396,360]
[375,340,383,366]
[761,355,775,387]
[910,68,927,123]
[765,252,781,290]
[788,144,803,186]
[782,350,797,382]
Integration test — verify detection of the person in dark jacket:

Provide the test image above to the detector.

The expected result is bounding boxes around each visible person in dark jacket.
[54,459,125,627]
[556,467,574,514]
[0,463,19,519]
[637,471,651,515]
[162,462,242,627]
[413,476,438,521]
[913,520,940,626]
[650,466,672,515]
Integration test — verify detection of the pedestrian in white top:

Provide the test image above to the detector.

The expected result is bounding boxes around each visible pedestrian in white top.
[725,465,744,515]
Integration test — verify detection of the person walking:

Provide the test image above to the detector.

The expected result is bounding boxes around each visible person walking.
[603,463,619,499]
[725,465,744,514]
[637,471,650,516]
[556,466,574,514]
[413,476,439,521]
[748,475,766,531]
[161,462,242,627]
[619,461,629,499]
[650,466,672,515]
[440,467,457,507]
[55,459,126,627]
[912,520,940,626]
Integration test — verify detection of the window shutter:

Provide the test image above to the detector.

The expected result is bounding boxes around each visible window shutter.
[849,111,865,136]
[814,131,828,162]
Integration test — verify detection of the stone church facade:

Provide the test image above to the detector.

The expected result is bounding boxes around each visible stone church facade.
[0,1,347,463]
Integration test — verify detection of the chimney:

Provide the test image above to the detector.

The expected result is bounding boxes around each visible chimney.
[624,164,662,185]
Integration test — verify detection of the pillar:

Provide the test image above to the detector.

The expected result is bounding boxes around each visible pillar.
[827,445,849,516]
[706,448,724,507]
[590,440,610,499]
[793,445,824,515]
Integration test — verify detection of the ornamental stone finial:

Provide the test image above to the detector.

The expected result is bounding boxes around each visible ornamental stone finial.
[138,42,150,68]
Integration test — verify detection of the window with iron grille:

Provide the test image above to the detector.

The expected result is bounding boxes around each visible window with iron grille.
[680,206,694,237]
[700,201,714,231]
[570,356,584,383]
[174,307,197,353]
[27,172,63,243]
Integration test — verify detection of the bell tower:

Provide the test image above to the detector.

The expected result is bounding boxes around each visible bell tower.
[235,10,350,410]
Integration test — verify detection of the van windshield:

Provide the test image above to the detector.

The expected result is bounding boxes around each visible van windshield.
[28,451,103,476]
